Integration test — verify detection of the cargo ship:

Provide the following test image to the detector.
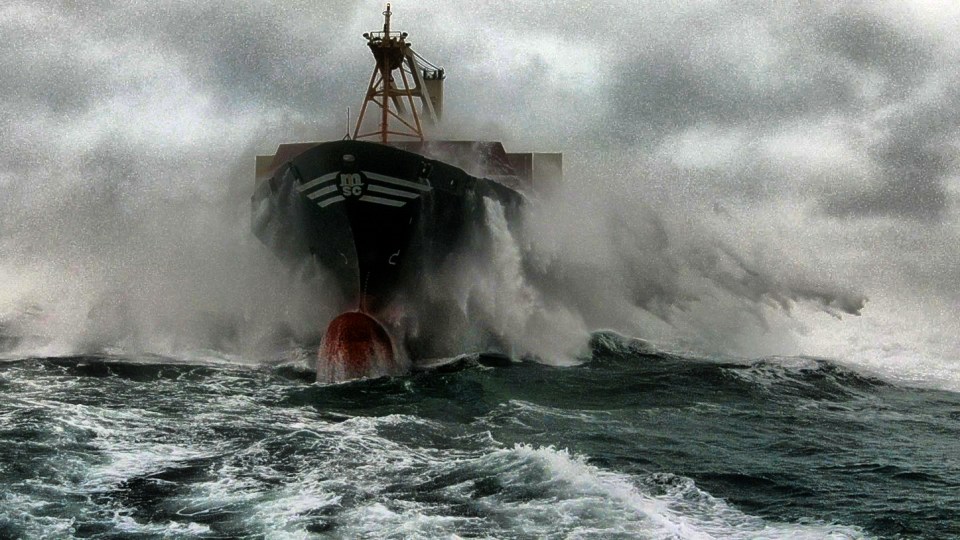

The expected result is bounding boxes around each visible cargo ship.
[251,5,561,381]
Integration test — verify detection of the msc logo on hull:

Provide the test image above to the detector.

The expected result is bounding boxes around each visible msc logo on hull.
[339,173,365,198]
[296,169,432,209]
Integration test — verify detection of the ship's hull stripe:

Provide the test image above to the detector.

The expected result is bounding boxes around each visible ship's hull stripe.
[313,194,409,209]
[363,171,431,192]
[307,185,339,199]
[318,195,345,208]
[297,172,339,193]
[366,184,419,199]
[360,195,406,207]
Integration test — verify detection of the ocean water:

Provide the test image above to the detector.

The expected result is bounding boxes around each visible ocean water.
[1,332,957,539]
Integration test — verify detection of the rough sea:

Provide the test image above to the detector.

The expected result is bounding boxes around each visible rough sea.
[1,332,957,539]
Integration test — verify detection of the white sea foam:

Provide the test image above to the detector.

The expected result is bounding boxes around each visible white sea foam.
[172,412,870,539]
[458,444,868,540]
[0,364,887,539]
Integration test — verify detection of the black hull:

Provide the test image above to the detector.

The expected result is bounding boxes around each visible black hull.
[252,140,523,356]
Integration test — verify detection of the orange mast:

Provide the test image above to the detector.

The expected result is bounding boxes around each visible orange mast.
[353,4,444,142]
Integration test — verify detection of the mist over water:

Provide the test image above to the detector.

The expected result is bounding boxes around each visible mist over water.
[0,138,863,367]
[0,142,329,360]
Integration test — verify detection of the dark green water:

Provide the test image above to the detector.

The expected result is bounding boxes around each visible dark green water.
[1,333,958,539]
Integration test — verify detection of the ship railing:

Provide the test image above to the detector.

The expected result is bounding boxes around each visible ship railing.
[364,30,407,42]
